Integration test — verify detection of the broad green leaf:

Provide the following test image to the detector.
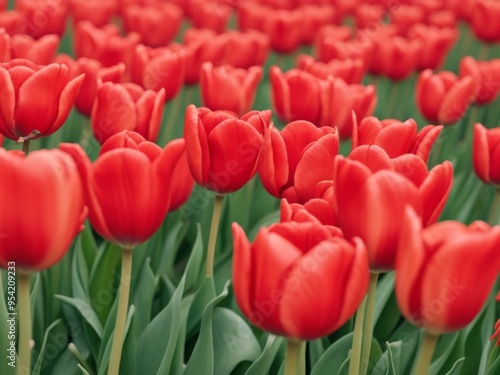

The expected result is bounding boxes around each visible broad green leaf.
[429,333,459,375]
[51,348,82,375]
[245,335,284,375]
[387,321,421,375]
[373,272,395,326]
[72,235,91,300]
[371,341,402,375]
[55,295,103,338]
[131,258,156,337]
[182,224,205,294]
[445,358,465,375]
[79,222,98,270]
[486,346,500,375]
[186,277,216,337]
[32,319,65,375]
[308,339,325,370]
[311,333,353,375]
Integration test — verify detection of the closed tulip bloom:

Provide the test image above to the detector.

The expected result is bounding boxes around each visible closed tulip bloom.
[459,56,500,105]
[471,0,500,43]
[300,4,336,45]
[10,34,59,65]
[61,131,186,248]
[184,105,271,194]
[218,30,270,70]
[188,0,232,34]
[122,3,183,48]
[427,10,457,29]
[92,82,165,144]
[0,59,84,141]
[473,123,500,186]
[390,5,425,35]
[0,148,86,271]
[232,221,369,340]
[261,8,304,53]
[69,0,117,27]
[280,186,337,226]
[0,10,25,36]
[416,69,478,124]
[337,83,377,139]
[200,62,262,116]
[259,120,339,203]
[396,207,500,334]
[355,3,385,29]
[353,117,443,164]
[16,0,68,38]
[296,54,365,84]
[0,27,10,61]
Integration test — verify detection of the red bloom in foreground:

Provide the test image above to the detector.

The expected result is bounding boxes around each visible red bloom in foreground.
[0,59,84,141]
[473,123,500,186]
[61,131,186,248]
[396,208,500,334]
[232,221,368,340]
[0,149,86,271]
[184,105,271,194]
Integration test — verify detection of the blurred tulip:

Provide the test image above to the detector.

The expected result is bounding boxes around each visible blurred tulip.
[9,34,59,65]
[471,0,500,43]
[353,117,443,164]
[300,4,336,44]
[473,123,500,186]
[459,56,500,105]
[296,54,365,84]
[261,7,303,53]
[427,9,457,28]
[396,207,500,334]
[69,0,117,27]
[0,148,86,271]
[491,319,500,346]
[0,27,10,61]
[315,34,373,72]
[258,120,339,203]
[389,5,425,35]
[232,221,368,340]
[16,0,68,38]
[0,59,84,141]
[61,131,186,247]
[200,62,262,116]
[337,83,377,139]
[56,54,126,116]
[188,0,232,33]
[443,0,475,21]
[0,10,24,35]
[416,69,478,124]
[122,3,183,47]
[217,30,269,69]
[184,105,271,194]
[92,82,165,144]
[355,3,385,29]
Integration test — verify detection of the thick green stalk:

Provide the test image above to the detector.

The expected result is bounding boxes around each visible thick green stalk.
[284,340,302,375]
[107,247,133,375]
[413,331,439,375]
[360,272,380,375]
[348,295,367,375]
[17,272,32,375]
[205,194,224,278]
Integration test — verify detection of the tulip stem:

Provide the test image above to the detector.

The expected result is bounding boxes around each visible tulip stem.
[17,272,32,375]
[348,295,367,375]
[107,247,133,375]
[360,272,379,375]
[22,140,31,156]
[205,194,224,278]
[488,189,500,226]
[284,340,302,375]
[414,331,439,375]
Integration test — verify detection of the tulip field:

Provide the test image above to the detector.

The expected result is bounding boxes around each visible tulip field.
[2,0,500,375]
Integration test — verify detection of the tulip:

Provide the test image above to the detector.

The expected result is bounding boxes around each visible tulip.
[183,104,271,194]
[258,120,339,204]
[0,10,25,36]
[0,133,3,147]
[337,84,377,140]
[471,0,500,43]
[280,186,337,226]
[355,3,385,30]
[69,0,117,27]
[91,82,165,144]
[0,59,84,142]
[10,33,60,65]
[473,123,500,186]
[459,56,500,105]
[389,5,425,35]
[200,62,262,116]
[300,4,336,45]
[188,0,232,34]
[16,0,68,38]
[396,207,500,334]
[232,221,369,340]
[427,10,457,29]
[491,319,500,346]
[296,54,365,84]
[416,69,478,124]
[261,7,304,53]
[217,30,270,70]
[0,27,10,61]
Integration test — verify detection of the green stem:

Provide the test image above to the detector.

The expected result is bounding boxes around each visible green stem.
[489,189,500,226]
[205,194,224,278]
[22,140,30,156]
[284,340,302,375]
[348,295,367,375]
[17,272,32,375]
[413,331,439,375]
[297,341,306,375]
[107,247,133,375]
[360,272,380,375]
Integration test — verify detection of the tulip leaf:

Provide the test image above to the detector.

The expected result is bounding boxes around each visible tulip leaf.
[78,364,92,375]
[387,321,421,375]
[183,223,205,294]
[155,220,187,280]
[50,348,82,375]
[183,280,230,375]
[245,335,285,375]
[72,235,90,300]
[131,257,156,337]
[443,358,465,375]
[486,347,500,375]
[429,333,459,375]
[371,341,402,375]
[79,222,98,270]
[308,339,326,370]
[373,272,395,326]
[311,333,353,375]
[32,319,65,375]
[212,307,262,375]
[186,277,217,337]
[55,295,103,339]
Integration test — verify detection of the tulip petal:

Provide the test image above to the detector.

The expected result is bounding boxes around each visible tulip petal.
[0,68,16,139]
[232,223,254,321]
[439,76,476,124]
[419,161,453,226]
[258,127,289,198]
[183,105,211,186]
[413,125,442,164]
[374,120,418,158]
[392,154,429,187]
[348,145,393,173]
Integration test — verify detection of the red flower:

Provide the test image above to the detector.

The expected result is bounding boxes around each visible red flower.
[0,59,84,141]
[471,0,500,43]
[353,117,443,164]
[0,27,11,61]
[390,5,425,35]
[260,7,304,53]
[10,34,60,65]
[337,83,377,140]
[473,123,500,186]
[69,0,117,27]
[188,0,233,34]
[183,105,271,194]
[396,207,500,334]
[296,54,365,84]
[16,0,68,38]
[258,120,339,203]
[0,148,86,271]
[122,3,183,48]
[91,82,165,144]
[299,4,336,45]
[0,134,3,147]
[200,62,262,116]
[61,131,186,248]
[416,69,478,124]
[459,56,500,105]
[232,221,368,340]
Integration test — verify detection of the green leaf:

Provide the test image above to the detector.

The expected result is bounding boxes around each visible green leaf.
[429,333,460,375]
[131,258,156,337]
[72,235,91,300]
[245,335,284,375]
[51,348,82,375]
[387,321,421,375]
[186,277,217,337]
[78,364,92,375]
[444,358,465,375]
[32,319,65,375]
[183,224,205,294]
[486,346,500,375]
[212,307,261,375]
[183,280,230,375]
[308,339,325,370]
[311,333,353,375]
[371,341,402,375]
[79,222,98,271]
[373,272,395,326]
[55,295,103,338]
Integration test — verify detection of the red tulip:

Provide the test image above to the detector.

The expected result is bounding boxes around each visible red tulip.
[389,5,425,35]
[491,319,500,346]
[0,10,25,36]
[122,3,183,48]
[353,117,443,164]
[0,27,10,61]
[396,207,500,334]
[258,120,339,203]
[0,148,86,271]
[16,0,68,38]
[10,34,59,65]
[69,0,117,27]
[61,131,186,248]
[471,0,500,43]
[355,3,385,30]
[296,54,365,84]
[184,105,271,194]
[473,123,500,186]
[427,10,457,29]
[188,0,232,34]
[416,69,478,124]
[337,83,377,139]
[179,28,220,84]
[459,56,500,105]
[299,4,336,45]
[232,221,369,340]
[92,82,165,144]
[217,30,269,69]
[443,0,475,21]
[261,7,304,53]
[55,54,126,116]
[200,62,262,116]
[0,59,84,141]
[280,187,337,226]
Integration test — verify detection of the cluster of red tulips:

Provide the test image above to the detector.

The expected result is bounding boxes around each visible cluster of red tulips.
[0,0,500,375]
